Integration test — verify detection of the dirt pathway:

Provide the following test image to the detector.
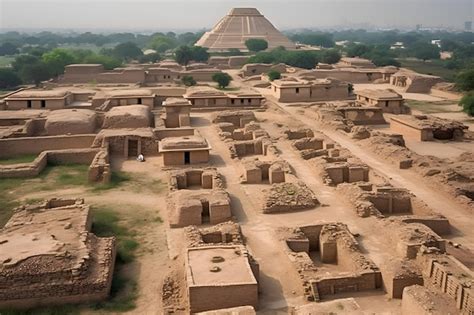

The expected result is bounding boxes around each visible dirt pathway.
[194,112,402,312]
[194,114,306,311]
[274,103,474,251]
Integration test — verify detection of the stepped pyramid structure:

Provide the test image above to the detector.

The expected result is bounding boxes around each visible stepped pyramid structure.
[196,8,296,52]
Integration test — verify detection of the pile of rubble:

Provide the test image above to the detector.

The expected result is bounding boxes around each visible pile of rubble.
[262,181,319,213]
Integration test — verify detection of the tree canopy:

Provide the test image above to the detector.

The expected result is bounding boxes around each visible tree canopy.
[0,42,19,56]
[174,45,209,66]
[456,68,474,92]
[112,42,143,60]
[212,73,232,89]
[459,92,474,116]
[245,39,268,52]
[267,70,281,81]
[409,42,440,61]
[289,32,335,48]
[0,69,22,89]
[321,49,341,64]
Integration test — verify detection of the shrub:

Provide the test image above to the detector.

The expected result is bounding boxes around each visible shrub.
[181,75,196,86]
[212,72,232,89]
[459,92,474,116]
[456,68,474,91]
[267,70,281,81]
[245,39,268,52]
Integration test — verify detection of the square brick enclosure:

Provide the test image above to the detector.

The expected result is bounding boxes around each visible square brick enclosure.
[0,198,116,309]
[186,245,258,313]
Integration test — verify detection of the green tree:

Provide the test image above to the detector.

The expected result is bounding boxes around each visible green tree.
[0,42,19,56]
[321,49,341,64]
[20,62,52,86]
[42,48,76,76]
[113,42,143,61]
[267,70,281,81]
[245,39,268,52]
[410,42,440,61]
[0,68,22,89]
[190,46,209,63]
[175,45,193,67]
[12,54,40,72]
[149,35,177,53]
[459,92,474,116]
[455,68,474,91]
[346,44,371,57]
[290,33,335,48]
[212,73,232,89]
[82,54,122,70]
[138,52,161,63]
[181,75,196,86]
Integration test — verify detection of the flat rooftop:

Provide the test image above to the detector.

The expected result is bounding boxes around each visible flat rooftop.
[159,135,211,152]
[94,89,154,98]
[356,89,403,100]
[6,89,70,99]
[187,246,257,286]
[0,200,89,271]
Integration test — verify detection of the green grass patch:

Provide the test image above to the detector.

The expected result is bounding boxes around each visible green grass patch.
[0,177,23,227]
[398,59,458,82]
[0,164,89,227]
[0,154,38,165]
[91,171,131,192]
[93,274,138,312]
[406,99,459,114]
[91,206,139,311]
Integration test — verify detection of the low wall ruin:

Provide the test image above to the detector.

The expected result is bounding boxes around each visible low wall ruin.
[0,134,96,158]
[283,223,382,301]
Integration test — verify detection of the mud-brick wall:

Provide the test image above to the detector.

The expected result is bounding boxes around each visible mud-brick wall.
[47,149,99,165]
[0,135,96,158]
[390,118,433,141]
[188,283,258,313]
[314,271,382,298]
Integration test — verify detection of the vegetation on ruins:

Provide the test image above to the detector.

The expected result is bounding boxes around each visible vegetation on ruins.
[459,93,474,116]
[245,38,269,52]
[248,47,321,69]
[267,69,281,81]
[174,45,193,66]
[321,48,342,64]
[174,45,210,66]
[181,75,197,86]
[212,72,232,89]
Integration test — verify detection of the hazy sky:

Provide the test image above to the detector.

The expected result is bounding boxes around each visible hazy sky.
[1,0,473,32]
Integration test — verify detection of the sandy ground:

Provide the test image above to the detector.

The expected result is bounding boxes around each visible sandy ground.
[9,73,472,314]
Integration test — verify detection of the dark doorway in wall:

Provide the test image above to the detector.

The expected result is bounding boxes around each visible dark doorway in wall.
[184,151,191,164]
[201,200,210,224]
[137,98,142,104]
[128,139,138,157]
[40,100,46,108]
[27,100,32,108]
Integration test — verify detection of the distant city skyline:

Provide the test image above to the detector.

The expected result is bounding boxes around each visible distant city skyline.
[0,0,473,32]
